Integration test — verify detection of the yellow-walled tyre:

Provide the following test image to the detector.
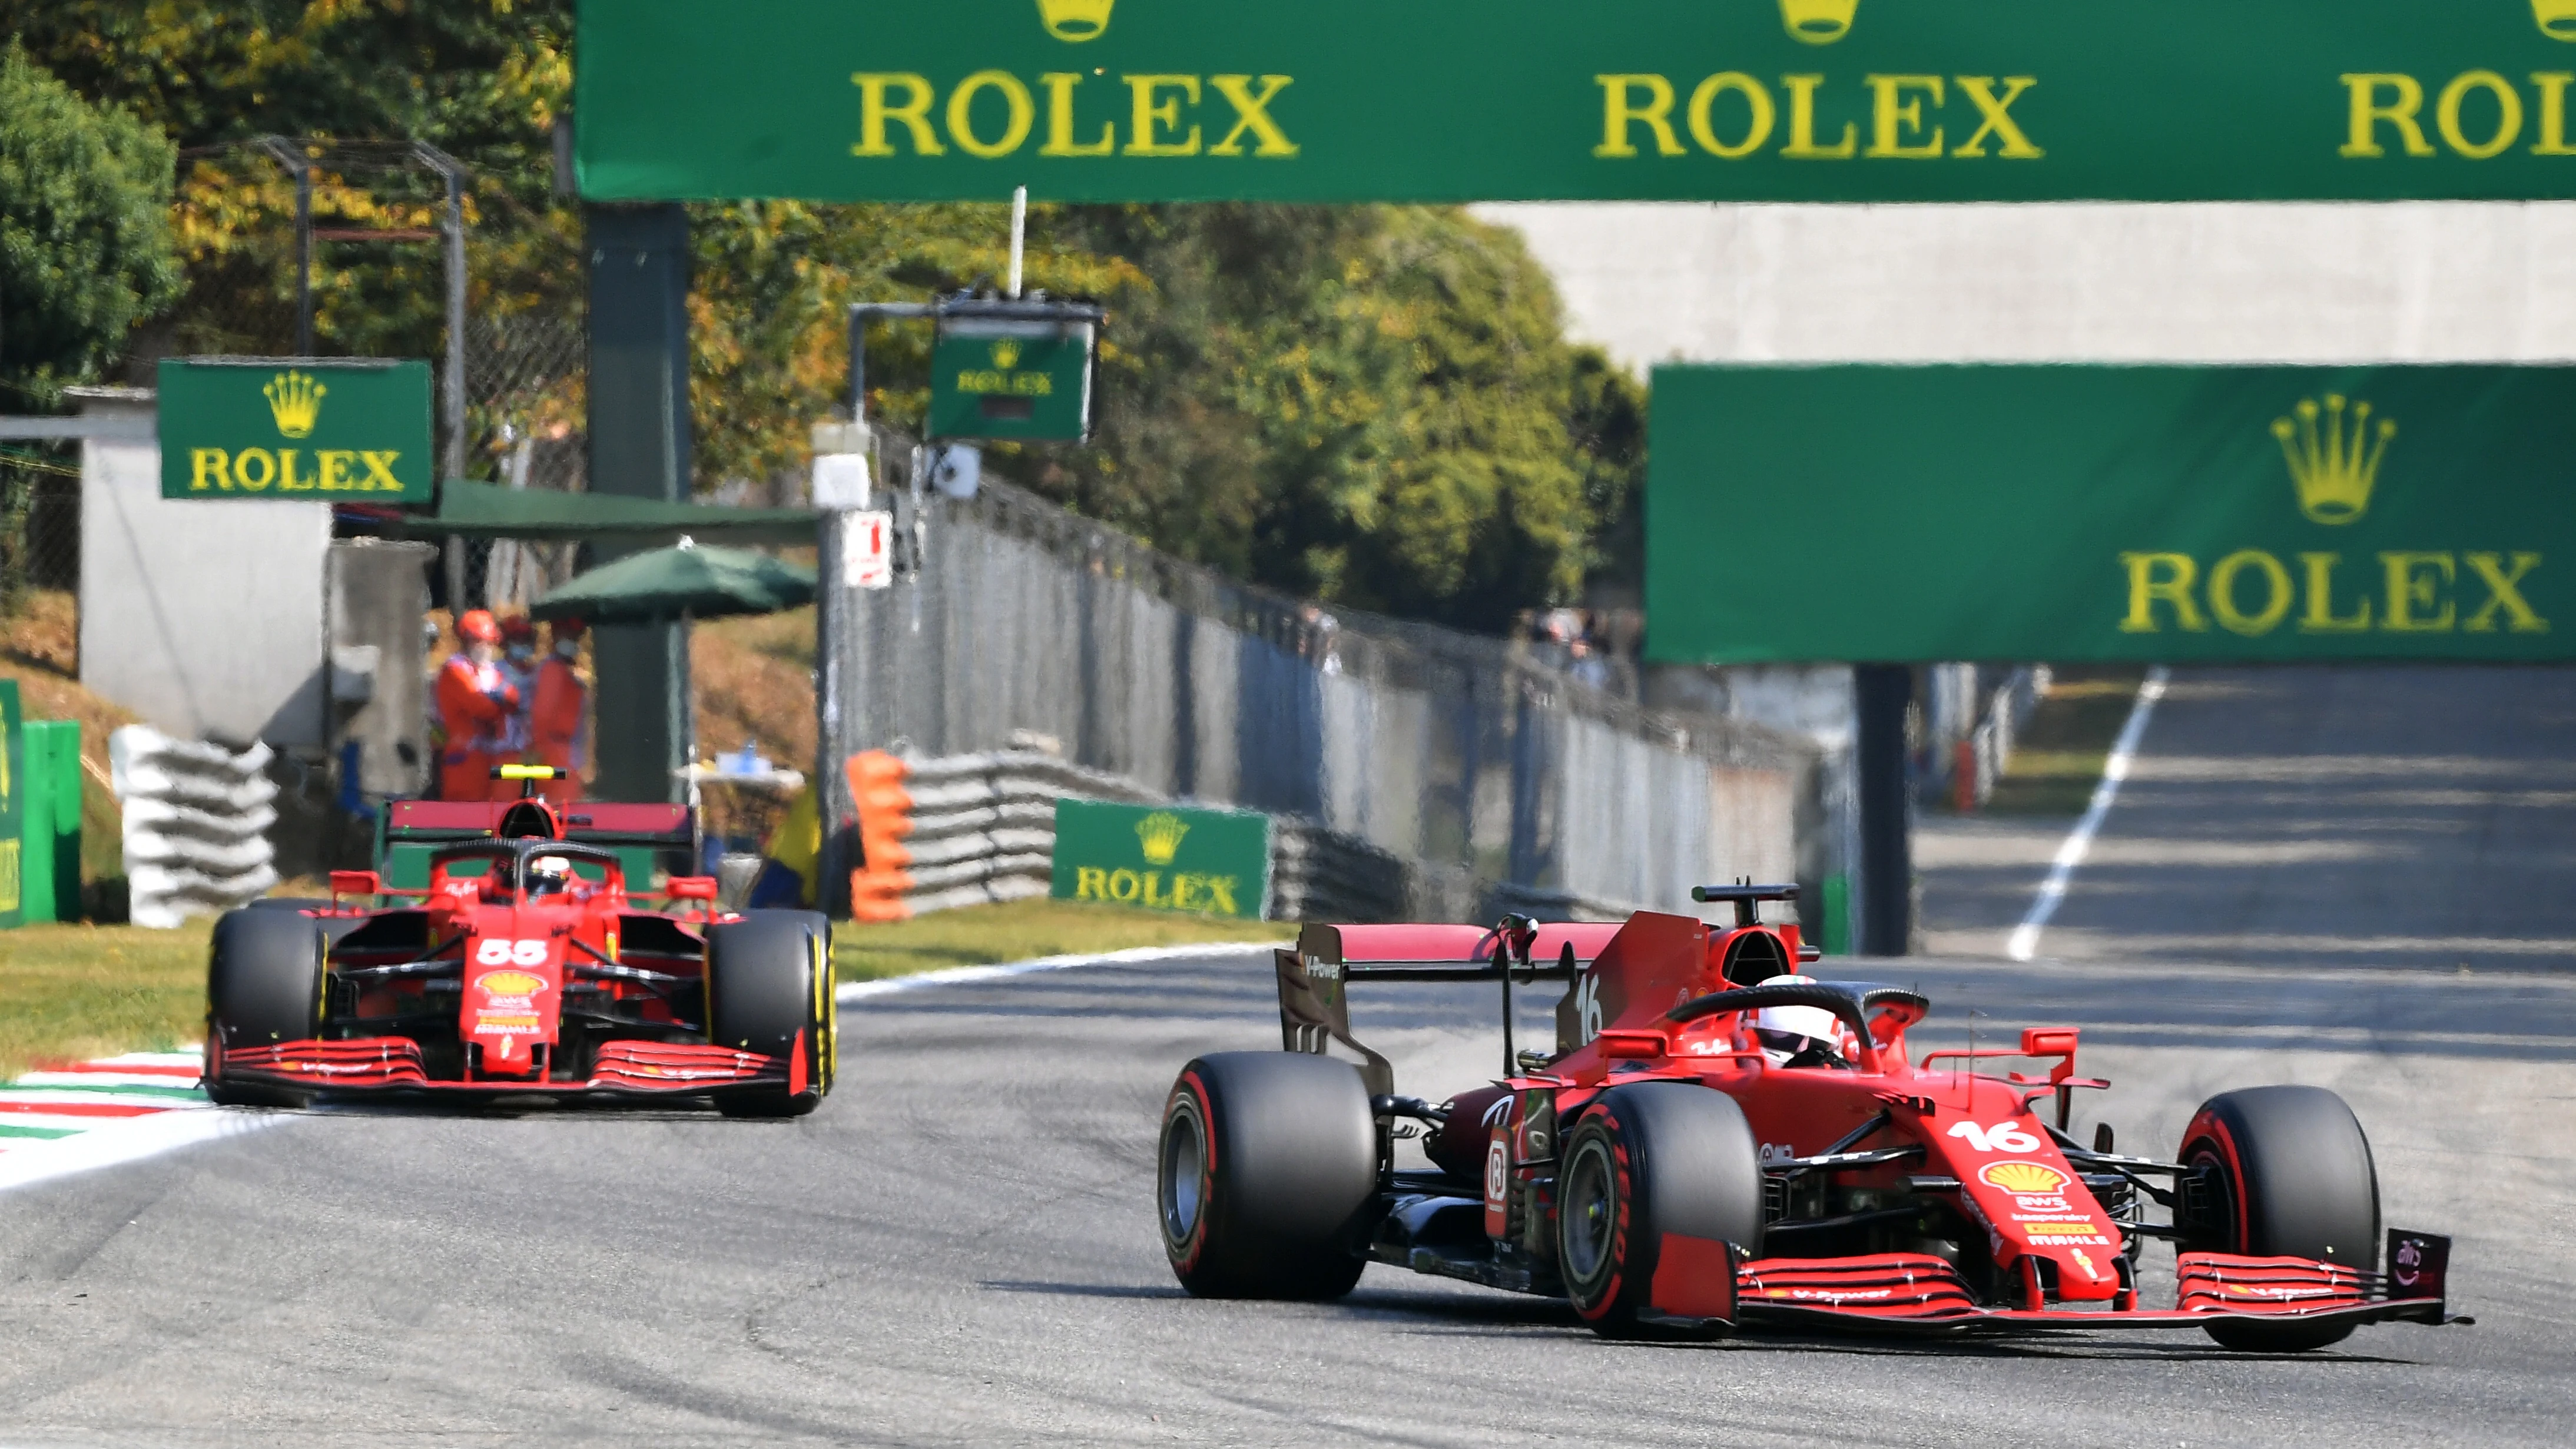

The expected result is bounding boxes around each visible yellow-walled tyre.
[708,910,833,1118]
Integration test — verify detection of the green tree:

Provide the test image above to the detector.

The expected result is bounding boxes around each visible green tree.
[1029,204,1643,626]
[0,44,180,407]
[3,4,1646,628]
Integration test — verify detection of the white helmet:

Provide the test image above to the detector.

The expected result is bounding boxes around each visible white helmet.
[1751,976,1848,1066]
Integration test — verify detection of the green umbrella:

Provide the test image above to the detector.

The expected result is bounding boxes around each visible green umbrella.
[530,538,815,625]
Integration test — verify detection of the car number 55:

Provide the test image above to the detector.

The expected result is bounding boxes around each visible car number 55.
[476,939,551,967]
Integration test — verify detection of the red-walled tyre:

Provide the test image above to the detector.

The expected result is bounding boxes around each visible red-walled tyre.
[1557,1082,1765,1338]
[1157,1053,1374,1300]
[2180,1085,2381,1352]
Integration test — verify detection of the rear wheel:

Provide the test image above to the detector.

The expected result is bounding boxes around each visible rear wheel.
[2180,1085,2381,1352]
[1158,1053,1375,1299]
[204,907,327,1108]
[1558,1083,1765,1338]
[707,910,833,1118]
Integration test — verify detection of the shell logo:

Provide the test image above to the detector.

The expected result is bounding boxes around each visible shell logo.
[479,971,546,997]
[1980,1160,2070,1195]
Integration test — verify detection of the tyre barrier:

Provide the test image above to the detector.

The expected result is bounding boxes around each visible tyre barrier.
[108,726,279,929]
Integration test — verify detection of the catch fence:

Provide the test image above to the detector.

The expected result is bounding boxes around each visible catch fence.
[821,457,1821,924]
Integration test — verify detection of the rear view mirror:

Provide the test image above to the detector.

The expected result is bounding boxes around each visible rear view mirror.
[665,876,720,901]
[330,870,382,901]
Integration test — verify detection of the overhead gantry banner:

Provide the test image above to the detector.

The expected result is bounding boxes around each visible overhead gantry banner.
[1644,364,2576,665]
[577,0,2576,203]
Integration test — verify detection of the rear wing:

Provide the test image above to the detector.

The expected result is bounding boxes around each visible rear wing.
[374,800,695,894]
[1276,919,1623,1095]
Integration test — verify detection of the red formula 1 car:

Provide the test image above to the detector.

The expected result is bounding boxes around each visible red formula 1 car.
[1156,886,2462,1349]
[204,771,835,1116]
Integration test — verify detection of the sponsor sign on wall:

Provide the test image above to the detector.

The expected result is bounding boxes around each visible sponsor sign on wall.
[157,359,435,503]
[581,1,2576,204]
[1646,364,2576,664]
[1051,799,1270,919]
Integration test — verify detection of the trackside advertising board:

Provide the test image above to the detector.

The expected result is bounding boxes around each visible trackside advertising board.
[926,322,1096,441]
[579,1,2576,204]
[157,359,435,503]
[1051,800,1270,919]
[1646,364,2576,664]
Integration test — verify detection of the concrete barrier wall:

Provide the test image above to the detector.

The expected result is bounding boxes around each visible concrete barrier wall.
[825,475,1816,923]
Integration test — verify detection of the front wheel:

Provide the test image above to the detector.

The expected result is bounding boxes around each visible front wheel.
[707,911,834,1118]
[2180,1085,2381,1352]
[1558,1083,1765,1338]
[1158,1053,1375,1300]
[204,907,326,1108]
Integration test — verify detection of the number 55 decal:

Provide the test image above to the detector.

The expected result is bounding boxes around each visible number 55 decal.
[475,939,551,967]
[1945,1120,2044,1153]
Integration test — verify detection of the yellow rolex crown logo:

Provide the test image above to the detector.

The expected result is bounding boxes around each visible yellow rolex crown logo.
[1980,1160,2068,1195]
[1780,0,1860,44]
[991,338,1023,370]
[1037,0,1115,42]
[264,370,326,439]
[2272,393,2395,526]
[2537,0,2576,41]
[1136,811,1191,866]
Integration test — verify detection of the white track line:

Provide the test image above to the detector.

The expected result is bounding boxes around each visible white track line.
[2005,666,2171,963]
[837,940,1281,1004]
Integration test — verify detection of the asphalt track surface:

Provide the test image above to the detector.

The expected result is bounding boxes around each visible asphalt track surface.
[3,665,2572,1447]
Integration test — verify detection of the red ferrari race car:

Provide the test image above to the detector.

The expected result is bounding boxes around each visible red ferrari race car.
[1156,886,2464,1349]
[204,768,835,1116]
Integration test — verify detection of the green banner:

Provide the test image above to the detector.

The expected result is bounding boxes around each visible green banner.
[1052,799,1270,918]
[157,359,435,503]
[928,321,1095,441]
[578,1,2576,203]
[1646,364,2576,664]
[0,680,22,929]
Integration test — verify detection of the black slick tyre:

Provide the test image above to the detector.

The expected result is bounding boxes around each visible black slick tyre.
[2180,1085,2381,1352]
[1557,1082,1764,1338]
[204,907,327,1108]
[707,910,833,1118]
[1158,1052,1374,1300]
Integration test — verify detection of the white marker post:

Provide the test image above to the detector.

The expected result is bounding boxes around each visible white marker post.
[1007,185,1026,300]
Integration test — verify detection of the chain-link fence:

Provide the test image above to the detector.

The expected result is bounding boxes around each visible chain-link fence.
[1,445,81,672]
[824,448,1825,923]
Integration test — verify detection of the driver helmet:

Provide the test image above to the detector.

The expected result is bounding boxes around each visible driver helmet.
[525,855,576,898]
[1751,975,1849,1066]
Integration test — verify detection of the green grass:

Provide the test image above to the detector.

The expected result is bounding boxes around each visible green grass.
[832,897,1291,982]
[1979,667,2151,816]
[0,897,1285,1079]
[0,919,212,1082]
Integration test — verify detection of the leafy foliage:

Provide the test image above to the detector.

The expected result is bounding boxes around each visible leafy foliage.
[0,44,181,407]
[1,1,1645,626]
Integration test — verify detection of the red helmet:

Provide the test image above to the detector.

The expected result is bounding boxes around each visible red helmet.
[549,616,587,642]
[457,609,501,645]
[499,614,537,645]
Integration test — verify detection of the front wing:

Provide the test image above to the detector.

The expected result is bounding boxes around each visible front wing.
[1637,1235,2464,1338]
[217,1036,794,1097]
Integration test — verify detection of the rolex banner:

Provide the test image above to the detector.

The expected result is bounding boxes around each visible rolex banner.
[1645,364,2576,664]
[1051,799,1271,919]
[157,359,435,503]
[580,0,2576,204]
